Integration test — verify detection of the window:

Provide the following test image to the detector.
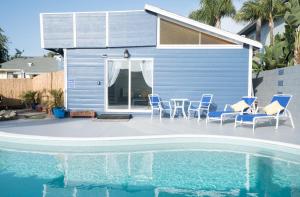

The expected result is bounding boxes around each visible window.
[160,19,234,45]
[160,19,199,44]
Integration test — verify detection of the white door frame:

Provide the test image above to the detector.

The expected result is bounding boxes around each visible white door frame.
[104,58,154,113]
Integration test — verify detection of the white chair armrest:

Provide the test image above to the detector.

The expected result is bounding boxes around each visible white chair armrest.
[159,101,171,110]
[188,101,201,109]
[224,104,232,111]
[189,101,201,104]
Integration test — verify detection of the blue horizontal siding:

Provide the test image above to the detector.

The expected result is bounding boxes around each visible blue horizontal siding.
[66,47,249,113]
[76,13,106,47]
[42,11,156,48]
[43,14,74,48]
[108,11,157,47]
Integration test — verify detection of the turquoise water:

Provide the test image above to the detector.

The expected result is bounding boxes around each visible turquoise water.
[0,142,300,196]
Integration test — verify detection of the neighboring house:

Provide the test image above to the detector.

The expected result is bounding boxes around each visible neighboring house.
[40,4,262,114]
[0,57,62,79]
[238,18,285,46]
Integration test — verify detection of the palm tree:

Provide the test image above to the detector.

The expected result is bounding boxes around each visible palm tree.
[0,27,9,63]
[235,0,263,42]
[189,0,236,28]
[235,0,286,45]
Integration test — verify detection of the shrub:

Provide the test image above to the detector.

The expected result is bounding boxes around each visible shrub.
[20,91,38,108]
[48,89,64,108]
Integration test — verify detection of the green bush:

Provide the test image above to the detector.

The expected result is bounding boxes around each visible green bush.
[20,91,38,107]
[48,89,64,108]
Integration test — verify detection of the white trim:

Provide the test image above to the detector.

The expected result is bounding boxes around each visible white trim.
[40,10,144,15]
[156,16,160,47]
[145,4,262,49]
[157,44,244,49]
[40,13,45,48]
[104,58,154,113]
[63,49,68,109]
[248,46,253,97]
[73,13,77,47]
[128,59,131,110]
[106,12,109,47]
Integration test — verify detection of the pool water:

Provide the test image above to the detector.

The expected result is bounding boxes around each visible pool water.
[0,142,300,197]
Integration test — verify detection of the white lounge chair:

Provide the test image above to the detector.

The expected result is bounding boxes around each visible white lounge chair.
[206,96,257,125]
[235,94,295,132]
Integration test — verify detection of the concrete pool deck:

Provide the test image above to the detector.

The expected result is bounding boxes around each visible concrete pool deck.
[0,116,299,146]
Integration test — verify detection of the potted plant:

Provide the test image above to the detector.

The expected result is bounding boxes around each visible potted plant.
[48,89,65,118]
[20,91,39,110]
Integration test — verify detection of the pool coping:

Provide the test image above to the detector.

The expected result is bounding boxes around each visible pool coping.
[1,130,300,150]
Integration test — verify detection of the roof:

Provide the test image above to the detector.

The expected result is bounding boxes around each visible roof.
[0,57,62,74]
[144,4,262,48]
[237,21,256,36]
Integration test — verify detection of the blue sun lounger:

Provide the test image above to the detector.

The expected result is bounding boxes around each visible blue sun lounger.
[206,96,257,125]
[235,94,295,132]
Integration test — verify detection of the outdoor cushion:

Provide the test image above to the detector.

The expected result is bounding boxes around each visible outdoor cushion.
[208,111,234,118]
[231,100,250,112]
[236,114,269,122]
[263,100,284,115]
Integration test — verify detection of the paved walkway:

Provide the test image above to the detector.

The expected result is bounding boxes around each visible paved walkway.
[0,116,298,145]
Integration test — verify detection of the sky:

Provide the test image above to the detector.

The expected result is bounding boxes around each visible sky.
[0,0,247,57]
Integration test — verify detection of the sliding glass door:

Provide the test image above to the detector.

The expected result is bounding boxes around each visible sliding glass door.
[106,59,153,112]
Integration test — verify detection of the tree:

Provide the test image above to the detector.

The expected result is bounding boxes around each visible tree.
[284,0,300,65]
[44,51,59,58]
[235,0,286,45]
[235,0,263,42]
[0,27,9,63]
[14,48,24,58]
[261,0,286,45]
[189,0,236,28]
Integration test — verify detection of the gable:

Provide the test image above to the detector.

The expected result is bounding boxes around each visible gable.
[160,19,234,45]
[145,4,262,48]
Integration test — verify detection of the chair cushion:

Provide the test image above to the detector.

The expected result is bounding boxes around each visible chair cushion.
[236,114,269,122]
[231,100,250,112]
[263,101,284,115]
[208,111,234,117]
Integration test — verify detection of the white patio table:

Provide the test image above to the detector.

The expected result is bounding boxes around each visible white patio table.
[170,98,189,119]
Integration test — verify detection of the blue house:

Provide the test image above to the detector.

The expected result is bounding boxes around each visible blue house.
[238,18,285,46]
[40,4,262,114]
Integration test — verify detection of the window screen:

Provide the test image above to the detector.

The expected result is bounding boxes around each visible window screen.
[160,19,234,45]
[160,19,199,44]
[200,32,233,44]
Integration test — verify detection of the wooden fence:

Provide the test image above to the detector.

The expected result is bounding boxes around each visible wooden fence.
[0,71,64,106]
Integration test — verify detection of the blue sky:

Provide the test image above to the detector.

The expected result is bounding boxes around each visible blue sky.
[0,0,246,56]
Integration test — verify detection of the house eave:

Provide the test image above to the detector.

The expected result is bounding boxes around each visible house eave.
[144,4,263,49]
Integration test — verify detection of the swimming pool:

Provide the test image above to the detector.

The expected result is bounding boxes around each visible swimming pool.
[0,138,300,197]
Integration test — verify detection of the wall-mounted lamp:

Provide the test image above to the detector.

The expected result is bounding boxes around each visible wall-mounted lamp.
[124,49,130,58]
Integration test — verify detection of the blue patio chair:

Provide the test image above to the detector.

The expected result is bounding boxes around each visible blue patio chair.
[188,94,213,121]
[148,94,172,120]
[235,94,295,132]
[206,96,257,125]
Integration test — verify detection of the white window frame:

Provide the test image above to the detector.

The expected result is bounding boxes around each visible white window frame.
[248,45,253,97]
[104,58,154,113]
[73,13,77,47]
[40,13,44,48]
[156,16,243,49]
[63,49,68,108]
